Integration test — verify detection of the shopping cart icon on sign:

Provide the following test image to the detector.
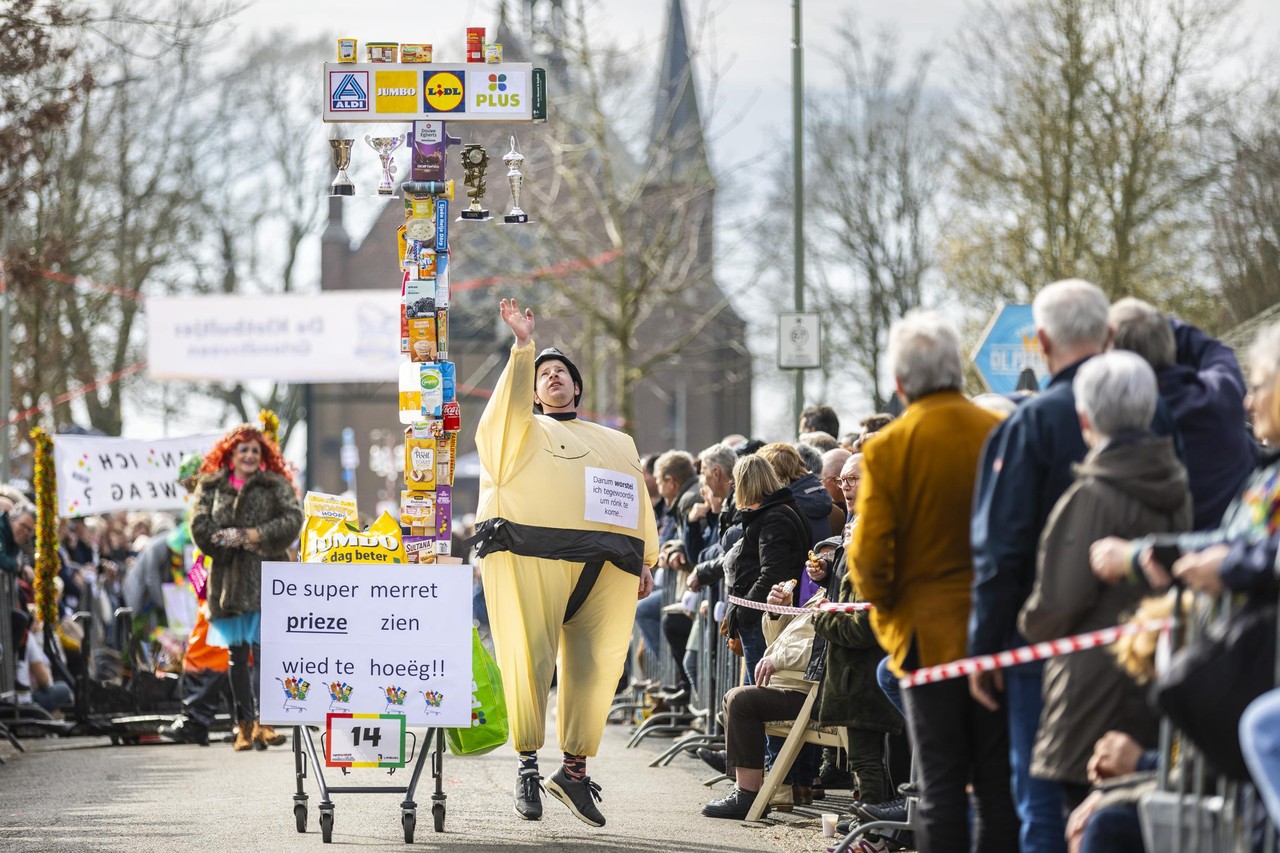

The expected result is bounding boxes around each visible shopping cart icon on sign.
[383,686,408,713]
[422,690,444,714]
[327,682,354,712]
[276,677,311,713]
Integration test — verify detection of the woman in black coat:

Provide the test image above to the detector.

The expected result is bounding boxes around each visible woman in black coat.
[722,455,810,685]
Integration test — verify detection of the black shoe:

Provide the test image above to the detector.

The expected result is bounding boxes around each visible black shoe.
[514,769,544,821]
[852,795,908,823]
[656,685,691,704]
[546,766,606,827]
[159,717,209,746]
[701,786,761,819]
[696,747,727,775]
[818,765,856,790]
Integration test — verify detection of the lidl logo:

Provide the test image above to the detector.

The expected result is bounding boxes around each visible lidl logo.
[375,70,419,114]
[330,71,368,112]
[423,71,465,113]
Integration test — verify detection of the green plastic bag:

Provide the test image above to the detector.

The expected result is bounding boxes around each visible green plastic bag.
[445,628,509,756]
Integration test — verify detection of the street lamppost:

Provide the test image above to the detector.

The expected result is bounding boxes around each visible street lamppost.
[791,0,805,433]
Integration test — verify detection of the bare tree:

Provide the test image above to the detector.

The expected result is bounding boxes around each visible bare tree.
[945,0,1240,314]
[479,1,742,431]
[9,0,238,435]
[1209,85,1280,328]
[802,18,948,411]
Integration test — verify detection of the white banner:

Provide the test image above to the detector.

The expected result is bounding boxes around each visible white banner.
[259,562,473,727]
[53,432,221,518]
[145,291,401,383]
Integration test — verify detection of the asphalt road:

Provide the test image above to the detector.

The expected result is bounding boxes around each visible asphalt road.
[0,701,849,853]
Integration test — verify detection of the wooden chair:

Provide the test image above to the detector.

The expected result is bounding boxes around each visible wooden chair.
[746,680,848,821]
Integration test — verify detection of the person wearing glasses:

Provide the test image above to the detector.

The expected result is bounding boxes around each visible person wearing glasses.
[0,502,36,576]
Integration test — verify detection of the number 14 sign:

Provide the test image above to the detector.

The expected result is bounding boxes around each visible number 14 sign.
[325,713,407,768]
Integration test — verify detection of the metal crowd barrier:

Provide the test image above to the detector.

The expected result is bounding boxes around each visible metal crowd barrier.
[0,573,15,703]
[1145,589,1278,853]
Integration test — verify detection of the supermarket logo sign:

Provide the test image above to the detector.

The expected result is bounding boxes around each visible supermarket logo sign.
[330,71,369,112]
[423,71,465,113]
[467,70,527,114]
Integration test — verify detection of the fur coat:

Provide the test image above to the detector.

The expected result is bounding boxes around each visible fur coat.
[190,468,302,621]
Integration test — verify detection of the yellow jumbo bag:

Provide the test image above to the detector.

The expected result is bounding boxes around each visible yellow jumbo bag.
[302,511,407,564]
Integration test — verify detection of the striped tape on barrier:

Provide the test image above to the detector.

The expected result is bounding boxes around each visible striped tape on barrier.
[726,595,873,617]
[725,596,1170,690]
[898,617,1172,688]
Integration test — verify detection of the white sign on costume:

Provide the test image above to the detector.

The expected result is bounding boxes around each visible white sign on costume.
[52,432,221,517]
[583,467,640,529]
[145,291,401,383]
[258,562,472,727]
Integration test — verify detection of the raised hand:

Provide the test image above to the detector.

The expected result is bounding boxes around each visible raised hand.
[499,298,534,346]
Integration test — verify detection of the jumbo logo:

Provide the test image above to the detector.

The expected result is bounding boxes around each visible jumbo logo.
[423,71,465,113]
[374,70,419,113]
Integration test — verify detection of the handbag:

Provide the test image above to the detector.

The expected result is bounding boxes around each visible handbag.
[444,628,510,756]
[1155,601,1276,780]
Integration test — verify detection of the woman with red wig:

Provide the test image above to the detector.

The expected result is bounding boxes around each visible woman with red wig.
[190,420,303,751]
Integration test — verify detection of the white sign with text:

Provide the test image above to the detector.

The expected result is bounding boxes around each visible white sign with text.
[258,562,472,727]
[52,432,221,518]
[583,467,640,530]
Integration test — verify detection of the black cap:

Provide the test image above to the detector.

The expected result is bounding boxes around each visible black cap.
[534,347,583,406]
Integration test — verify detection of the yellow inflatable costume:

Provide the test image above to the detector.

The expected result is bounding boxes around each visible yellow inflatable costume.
[475,340,658,757]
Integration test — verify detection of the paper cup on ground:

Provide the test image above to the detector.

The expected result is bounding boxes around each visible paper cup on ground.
[822,813,839,838]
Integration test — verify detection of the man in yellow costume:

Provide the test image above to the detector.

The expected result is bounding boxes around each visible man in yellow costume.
[473,298,657,827]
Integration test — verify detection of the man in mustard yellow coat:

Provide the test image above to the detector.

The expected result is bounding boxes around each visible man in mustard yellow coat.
[474,298,657,827]
[848,310,1017,853]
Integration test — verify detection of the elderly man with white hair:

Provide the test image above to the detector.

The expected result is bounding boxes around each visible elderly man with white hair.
[1017,351,1191,812]
[968,279,1181,853]
[848,309,1016,853]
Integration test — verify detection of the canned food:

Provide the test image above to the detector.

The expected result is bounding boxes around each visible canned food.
[400,43,433,63]
[366,42,398,63]
[484,43,503,63]
[337,38,357,63]
[466,27,485,63]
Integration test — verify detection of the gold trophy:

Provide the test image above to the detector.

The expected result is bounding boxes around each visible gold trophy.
[365,133,404,196]
[502,134,529,224]
[328,139,355,196]
[458,144,491,221]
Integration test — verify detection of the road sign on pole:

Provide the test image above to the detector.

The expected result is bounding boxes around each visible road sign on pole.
[972,304,1046,393]
[778,312,822,370]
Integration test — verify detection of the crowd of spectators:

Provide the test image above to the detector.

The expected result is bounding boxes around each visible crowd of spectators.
[1,497,180,717]
[6,276,1280,851]
[632,278,1280,853]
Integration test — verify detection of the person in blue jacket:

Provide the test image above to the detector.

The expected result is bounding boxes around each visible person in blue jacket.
[1109,297,1256,530]
[967,279,1181,853]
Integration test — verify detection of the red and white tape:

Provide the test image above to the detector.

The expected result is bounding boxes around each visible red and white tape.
[898,617,1172,688]
[727,595,874,617]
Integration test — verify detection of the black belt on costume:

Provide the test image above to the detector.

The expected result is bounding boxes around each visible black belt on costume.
[464,517,645,578]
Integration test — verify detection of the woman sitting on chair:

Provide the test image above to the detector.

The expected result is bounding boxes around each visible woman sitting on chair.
[700,575,827,820]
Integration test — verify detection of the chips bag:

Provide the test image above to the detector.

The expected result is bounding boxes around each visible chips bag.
[302,511,407,564]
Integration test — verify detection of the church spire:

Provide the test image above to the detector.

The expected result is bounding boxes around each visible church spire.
[648,0,712,186]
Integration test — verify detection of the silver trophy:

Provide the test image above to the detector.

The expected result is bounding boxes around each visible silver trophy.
[328,138,355,196]
[365,133,404,196]
[502,134,529,224]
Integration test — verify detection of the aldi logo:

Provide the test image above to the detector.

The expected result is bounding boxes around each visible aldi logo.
[330,71,369,112]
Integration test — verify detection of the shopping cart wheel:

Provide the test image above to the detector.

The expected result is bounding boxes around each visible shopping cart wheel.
[319,808,334,843]
[402,809,415,843]
[432,803,444,833]
[294,803,307,833]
